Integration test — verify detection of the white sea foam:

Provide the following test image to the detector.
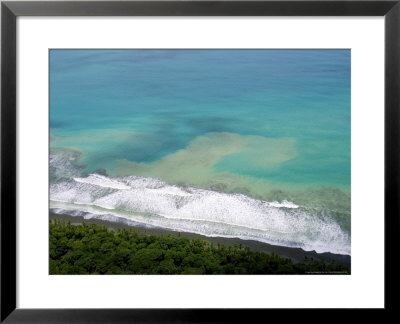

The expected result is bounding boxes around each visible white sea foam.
[269,200,299,209]
[50,174,351,255]
[49,148,83,179]
[74,174,131,190]
[145,186,192,197]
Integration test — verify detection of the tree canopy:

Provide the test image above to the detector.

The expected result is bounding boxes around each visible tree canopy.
[50,220,350,275]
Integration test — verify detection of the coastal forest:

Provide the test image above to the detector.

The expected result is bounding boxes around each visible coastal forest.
[50,220,350,275]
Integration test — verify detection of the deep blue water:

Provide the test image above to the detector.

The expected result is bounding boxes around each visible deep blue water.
[50,50,350,191]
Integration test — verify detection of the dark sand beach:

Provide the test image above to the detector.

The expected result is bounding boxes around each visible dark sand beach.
[50,212,350,267]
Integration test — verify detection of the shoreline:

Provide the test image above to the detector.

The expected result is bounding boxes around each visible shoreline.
[50,212,351,267]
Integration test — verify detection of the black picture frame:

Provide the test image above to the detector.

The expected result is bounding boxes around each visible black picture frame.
[1,0,399,322]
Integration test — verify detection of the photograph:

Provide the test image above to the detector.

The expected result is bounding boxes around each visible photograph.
[49,49,351,275]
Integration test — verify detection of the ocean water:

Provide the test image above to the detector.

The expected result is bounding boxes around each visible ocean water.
[49,49,351,255]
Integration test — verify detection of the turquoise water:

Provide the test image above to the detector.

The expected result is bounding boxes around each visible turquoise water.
[49,49,351,254]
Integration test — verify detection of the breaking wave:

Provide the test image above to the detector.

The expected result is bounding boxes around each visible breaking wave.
[49,148,350,255]
[50,180,350,255]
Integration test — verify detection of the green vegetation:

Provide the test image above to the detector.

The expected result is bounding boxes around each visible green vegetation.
[50,220,350,275]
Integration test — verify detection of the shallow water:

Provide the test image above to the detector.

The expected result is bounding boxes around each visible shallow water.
[49,49,351,255]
